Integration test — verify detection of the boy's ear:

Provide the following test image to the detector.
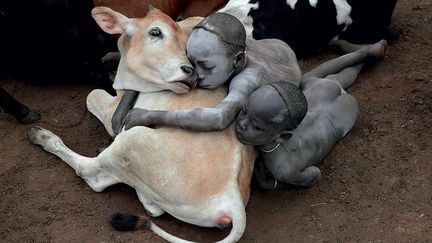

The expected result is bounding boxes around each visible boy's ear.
[275,130,292,143]
[92,7,135,35]
[233,51,246,71]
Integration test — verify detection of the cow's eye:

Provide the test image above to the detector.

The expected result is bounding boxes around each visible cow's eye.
[149,27,162,37]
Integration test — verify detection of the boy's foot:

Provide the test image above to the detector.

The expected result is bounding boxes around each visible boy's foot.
[368,39,388,61]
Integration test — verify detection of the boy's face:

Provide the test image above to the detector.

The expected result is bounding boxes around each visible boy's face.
[186,28,236,89]
[235,86,288,145]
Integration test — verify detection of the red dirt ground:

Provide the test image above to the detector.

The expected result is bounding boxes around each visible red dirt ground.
[1,0,431,242]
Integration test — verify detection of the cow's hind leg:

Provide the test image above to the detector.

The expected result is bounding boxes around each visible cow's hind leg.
[28,127,118,192]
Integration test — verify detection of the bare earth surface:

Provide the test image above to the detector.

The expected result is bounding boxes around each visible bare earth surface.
[1,1,431,242]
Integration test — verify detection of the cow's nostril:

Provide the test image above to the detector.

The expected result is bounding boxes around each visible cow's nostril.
[181,65,195,77]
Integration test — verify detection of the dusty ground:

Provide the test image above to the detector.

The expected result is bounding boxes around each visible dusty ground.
[1,0,431,242]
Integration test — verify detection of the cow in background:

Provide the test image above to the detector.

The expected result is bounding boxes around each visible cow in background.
[218,0,398,57]
[93,0,228,19]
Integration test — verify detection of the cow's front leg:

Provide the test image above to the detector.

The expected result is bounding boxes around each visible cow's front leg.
[28,127,119,192]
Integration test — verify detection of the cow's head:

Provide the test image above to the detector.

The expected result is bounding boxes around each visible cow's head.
[92,6,197,94]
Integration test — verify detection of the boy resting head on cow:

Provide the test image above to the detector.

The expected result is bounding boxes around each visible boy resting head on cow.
[113,12,301,133]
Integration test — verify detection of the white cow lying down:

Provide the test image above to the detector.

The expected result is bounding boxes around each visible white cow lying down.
[28,6,255,243]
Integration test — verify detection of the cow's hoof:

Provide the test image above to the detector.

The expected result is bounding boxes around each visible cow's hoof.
[19,110,41,124]
[27,127,44,145]
[27,127,56,146]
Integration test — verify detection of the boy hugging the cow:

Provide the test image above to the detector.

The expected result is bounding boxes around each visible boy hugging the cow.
[114,12,387,189]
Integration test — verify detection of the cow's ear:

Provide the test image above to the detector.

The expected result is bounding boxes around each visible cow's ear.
[91,7,135,35]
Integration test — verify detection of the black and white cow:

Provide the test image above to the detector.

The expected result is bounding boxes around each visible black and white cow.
[218,0,398,57]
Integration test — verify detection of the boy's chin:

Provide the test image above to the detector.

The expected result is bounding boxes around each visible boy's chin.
[235,132,259,146]
[235,132,249,144]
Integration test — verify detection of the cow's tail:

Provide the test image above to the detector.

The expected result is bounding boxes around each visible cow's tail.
[109,194,246,243]
[109,213,193,243]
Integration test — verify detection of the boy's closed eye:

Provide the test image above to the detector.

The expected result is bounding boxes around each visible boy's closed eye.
[197,61,215,70]
[251,121,264,131]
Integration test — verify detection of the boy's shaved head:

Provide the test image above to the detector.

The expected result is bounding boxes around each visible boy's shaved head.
[186,12,248,90]
[235,81,308,145]
[268,81,308,130]
[194,12,246,55]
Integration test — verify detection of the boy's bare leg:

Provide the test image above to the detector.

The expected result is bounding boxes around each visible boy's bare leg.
[325,63,364,90]
[302,40,387,87]
[329,39,369,54]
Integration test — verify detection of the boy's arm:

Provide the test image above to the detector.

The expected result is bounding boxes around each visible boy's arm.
[125,70,260,131]
[111,90,139,135]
